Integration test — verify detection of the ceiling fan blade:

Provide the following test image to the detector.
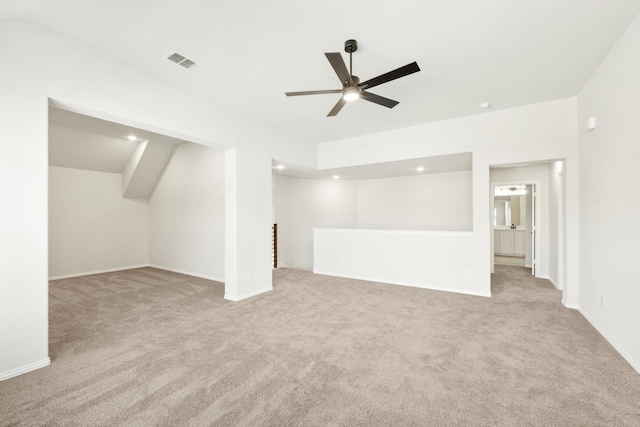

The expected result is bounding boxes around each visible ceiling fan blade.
[285,89,342,96]
[358,62,420,90]
[361,91,399,109]
[325,52,354,86]
[327,97,347,117]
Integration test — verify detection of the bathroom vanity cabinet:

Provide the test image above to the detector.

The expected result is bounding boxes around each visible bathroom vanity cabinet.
[495,229,526,256]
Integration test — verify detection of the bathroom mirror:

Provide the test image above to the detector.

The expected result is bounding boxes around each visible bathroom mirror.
[494,184,528,227]
[494,195,526,226]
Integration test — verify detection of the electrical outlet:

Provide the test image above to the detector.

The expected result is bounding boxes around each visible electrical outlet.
[467,269,473,277]
[247,271,252,279]
[601,296,605,309]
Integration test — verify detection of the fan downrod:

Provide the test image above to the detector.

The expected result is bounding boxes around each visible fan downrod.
[344,39,358,53]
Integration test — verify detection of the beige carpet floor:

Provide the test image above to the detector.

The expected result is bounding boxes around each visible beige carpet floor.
[1,266,639,426]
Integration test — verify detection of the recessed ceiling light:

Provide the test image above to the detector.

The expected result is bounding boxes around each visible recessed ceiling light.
[127,135,138,141]
[333,175,340,180]
[480,102,491,109]
[276,165,285,170]
[416,166,425,172]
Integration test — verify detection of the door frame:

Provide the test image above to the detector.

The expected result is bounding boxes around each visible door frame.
[490,179,541,275]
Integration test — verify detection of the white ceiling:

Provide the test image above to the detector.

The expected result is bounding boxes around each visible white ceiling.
[49,106,470,178]
[48,124,138,173]
[48,107,187,173]
[6,1,640,145]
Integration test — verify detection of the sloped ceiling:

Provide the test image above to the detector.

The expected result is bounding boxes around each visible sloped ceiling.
[48,107,186,173]
[5,0,640,144]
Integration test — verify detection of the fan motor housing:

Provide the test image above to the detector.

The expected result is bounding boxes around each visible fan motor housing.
[344,39,358,53]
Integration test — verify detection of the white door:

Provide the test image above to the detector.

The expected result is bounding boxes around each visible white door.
[531,185,536,276]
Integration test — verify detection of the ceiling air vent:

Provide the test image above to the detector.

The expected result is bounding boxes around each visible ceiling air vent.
[165,51,200,70]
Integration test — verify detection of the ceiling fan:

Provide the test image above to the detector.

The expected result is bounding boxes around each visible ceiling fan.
[285,39,420,117]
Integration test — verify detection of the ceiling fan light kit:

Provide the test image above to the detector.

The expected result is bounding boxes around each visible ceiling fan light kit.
[343,87,360,101]
[285,39,420,117]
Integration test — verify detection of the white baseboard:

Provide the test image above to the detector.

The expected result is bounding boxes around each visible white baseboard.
[148,264,224,283]
[50,265,225,283]
[49,265,149,280]
[0,357,50,381]
[225,286,273,302]
[562,299,579,310]
[546,276,561,290]
[532,274,562,291]
[535,274,554,284]
[312,270,491,298]
[579,308,640,374]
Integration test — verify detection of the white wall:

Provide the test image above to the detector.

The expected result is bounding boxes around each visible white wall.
[0,21,315,380]
[48,167,149,279]
[318,98,579,302]
[578,13,640,371]
[314,229,481,296]
[275,170,471,270]
[274,175,358,270]
[50,144,226,283]
[149,144,225,281]
[490,164,551,280]
[357,171,472,231]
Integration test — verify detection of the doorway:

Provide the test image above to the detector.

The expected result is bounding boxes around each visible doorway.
[493,183,535,273]
[489,161,565,289]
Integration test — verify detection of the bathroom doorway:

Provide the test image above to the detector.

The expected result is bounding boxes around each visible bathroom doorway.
[490,161,565,295]
[493,183,536,274]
